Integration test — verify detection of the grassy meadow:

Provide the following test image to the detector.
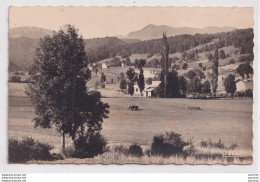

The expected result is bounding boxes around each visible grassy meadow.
[8,91,253,164]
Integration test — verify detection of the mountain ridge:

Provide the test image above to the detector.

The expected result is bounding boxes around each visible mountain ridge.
[126,24,236,40]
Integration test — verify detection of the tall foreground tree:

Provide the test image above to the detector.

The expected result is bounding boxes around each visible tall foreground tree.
[212,49,219,96]
[138,68,145,97]
[25,25,109,149]
[161,33,170,98]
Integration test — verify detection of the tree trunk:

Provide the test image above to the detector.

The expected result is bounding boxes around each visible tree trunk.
[164,74,167,98]
[61,131,65,150]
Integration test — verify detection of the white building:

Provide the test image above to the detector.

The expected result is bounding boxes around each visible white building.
[102,63,107,69]
[134,81,161,97]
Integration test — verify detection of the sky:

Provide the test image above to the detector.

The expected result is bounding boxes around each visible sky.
[9,6,254,38]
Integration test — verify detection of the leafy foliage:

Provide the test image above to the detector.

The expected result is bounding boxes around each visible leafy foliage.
[25,25,110,149]
[101,72,106,83]
[219,49,226,59]
[8,137,60,163]
[128,144,144,157]
[126,67,136,96]
[126,67,136,81]
[236,63,253,79]
[165,71,179,98]
[120,79,127,90]
[9,75,21,82]
[146,77,153,85]
[138,68,145,96]
[201,80,211,94]
[178,76,187,97]
[73,132,108,158]
[151,132,188,157]
[127,82,134,96]
[182,63,188,70]
[187,77,202,94]
[224,74,237,96]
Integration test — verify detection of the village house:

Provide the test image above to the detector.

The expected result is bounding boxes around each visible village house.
[102,63,107,69]
[134,80,161,97]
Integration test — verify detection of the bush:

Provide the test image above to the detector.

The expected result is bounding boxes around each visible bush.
[128,144,143,157]
[73,133,108,158]
[151,132,188,157]
[200,139,238,150]
[245,89,253,97]
[8,137,58,163]
[61,147,75,158]
[229,59,235,64]
[187,106,202,110]
[114,145,129,156]
[146,77,153,85]
[9,75,21,82]
[239,54,254,62]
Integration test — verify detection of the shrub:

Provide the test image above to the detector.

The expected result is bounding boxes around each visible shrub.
[229,59,235,64]
[128,144,143,157]
[146,77,153,85]
[9,75,21,82]
[187,106,202,110]
[219,50,226,59]
[73,132,108,158]
[114,145,129,156]
[8,137,57,163]
[151,132,188,157]
[184,141,196,156]
[200,139,238,150]
[239,54,254,62]
[245,89,253,97]
[61,147,75,158]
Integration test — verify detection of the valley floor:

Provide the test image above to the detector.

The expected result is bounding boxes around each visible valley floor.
[8,96,253,164]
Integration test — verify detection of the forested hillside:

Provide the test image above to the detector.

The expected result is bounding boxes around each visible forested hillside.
[9,28,253,71]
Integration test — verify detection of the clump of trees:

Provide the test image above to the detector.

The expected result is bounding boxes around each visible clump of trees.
[145,58,160,68]
[236,63,253,79]
[26,25,110,158]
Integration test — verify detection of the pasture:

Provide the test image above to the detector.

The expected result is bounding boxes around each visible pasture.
[9,96,253,161]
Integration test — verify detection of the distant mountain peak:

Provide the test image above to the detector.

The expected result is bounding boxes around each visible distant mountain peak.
[127,24,236,40]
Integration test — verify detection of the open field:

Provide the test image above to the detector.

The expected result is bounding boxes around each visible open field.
[9,96,253,160]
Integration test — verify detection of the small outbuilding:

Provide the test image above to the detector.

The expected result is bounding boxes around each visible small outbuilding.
[102,63,108,69]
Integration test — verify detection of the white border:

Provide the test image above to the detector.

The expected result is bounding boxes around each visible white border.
[0,0,259,173]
